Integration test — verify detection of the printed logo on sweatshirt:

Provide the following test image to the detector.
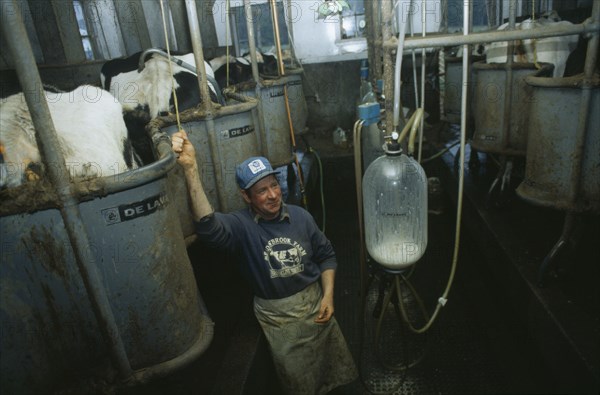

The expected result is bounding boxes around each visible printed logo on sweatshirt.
[263,237,307,278]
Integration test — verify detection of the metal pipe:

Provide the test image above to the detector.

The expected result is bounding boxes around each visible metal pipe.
[184,0,214,115]
[393,0,408,130]
[570,1,600,207]
[417,0,426,162]
[382,19,600,49]
[269,0,305,202]
[184,0,225,209]
[372,0,383,82]
[285,0,297,68]
[243,0,262,88]
[270,0,285,77]
[381,0,394,134]
[501,0,517,151]
[244,0,269,159]
[364,0,375,84]
[1,0,132,379]
[206,117,228,210]
[439,0,448,122]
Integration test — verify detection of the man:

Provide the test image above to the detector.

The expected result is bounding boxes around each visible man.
[172,130,357,394]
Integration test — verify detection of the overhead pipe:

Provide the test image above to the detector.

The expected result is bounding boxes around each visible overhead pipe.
[382,19,600,50]
[0,0,132,380]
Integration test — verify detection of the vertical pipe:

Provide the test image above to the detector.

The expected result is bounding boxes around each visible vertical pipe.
[501,0,517,151]
[569,1,600,206]
[418,0,426,162]
[285,0,297,68]
[372,0,383,82]
[439,0,448,122]
[393,0,408,130]
[364,0,375,85]
[452,0,470,294]
[185,0,227,210]
[184,0,213,115]
[382,0,394,134]
[1,0,132,379]
[206,115,227,211]
[409,1,419,109]
[270,0,285,77]
[244,0,269,158]
[269,0,305,202]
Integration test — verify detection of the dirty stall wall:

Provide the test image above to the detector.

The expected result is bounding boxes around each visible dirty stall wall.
[301,60,363,134]
[300,56,440,137]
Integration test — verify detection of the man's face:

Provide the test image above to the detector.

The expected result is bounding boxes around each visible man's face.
[242,175,282,220]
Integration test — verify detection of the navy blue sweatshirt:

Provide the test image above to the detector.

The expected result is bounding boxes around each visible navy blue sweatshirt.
[195,204,337,299]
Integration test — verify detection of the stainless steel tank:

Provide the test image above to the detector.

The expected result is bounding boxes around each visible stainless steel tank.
[471,61,554,156]
[0,137,213,394]
[443,56,467,124]
[160,95,262,240]
[516,73,600,212]
[237,71,307,168]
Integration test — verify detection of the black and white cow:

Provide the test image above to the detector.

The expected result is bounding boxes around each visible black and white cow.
[100,50,223,165]
[484,11,579,78]
[210,51,282,89]
[0,85,137,189]
[212,53,255,89]
[100,50,220,116]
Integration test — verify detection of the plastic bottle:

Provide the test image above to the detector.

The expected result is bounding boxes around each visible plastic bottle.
[362,132,428,270]
[357,60,382,170]
[359,60,376,104]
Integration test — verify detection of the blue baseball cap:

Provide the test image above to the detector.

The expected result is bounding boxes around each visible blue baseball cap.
[235,156,280,190]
